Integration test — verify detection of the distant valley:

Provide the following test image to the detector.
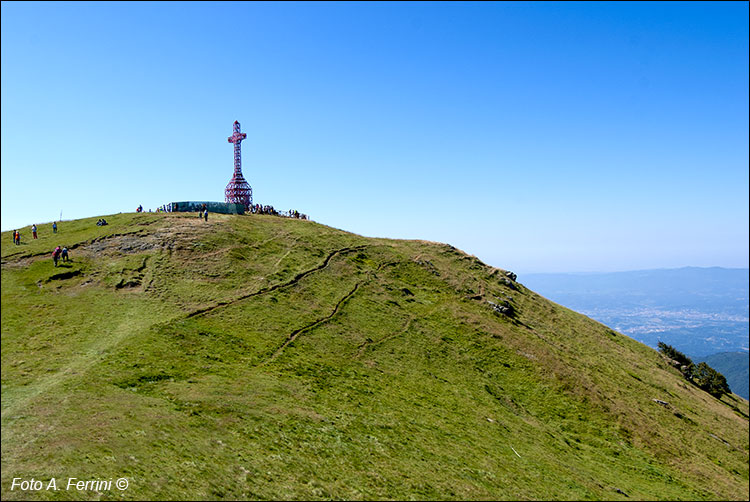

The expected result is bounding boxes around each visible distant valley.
[522,267,749,398]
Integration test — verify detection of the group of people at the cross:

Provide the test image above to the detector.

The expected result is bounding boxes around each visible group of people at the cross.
[131,201,308,220]
[137,204,174,213]
[285,209,308,220]
[250,204,308,220]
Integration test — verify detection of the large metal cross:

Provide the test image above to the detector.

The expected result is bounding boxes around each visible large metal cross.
[224,120,253,209]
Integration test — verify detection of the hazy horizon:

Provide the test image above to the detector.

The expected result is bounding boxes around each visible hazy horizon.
[522,265,750,275]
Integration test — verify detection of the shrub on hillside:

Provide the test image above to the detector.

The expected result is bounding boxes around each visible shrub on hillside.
[657,341,692,367]
[657,341,694,378]
[693,362,732,398]
[658,342,732,398]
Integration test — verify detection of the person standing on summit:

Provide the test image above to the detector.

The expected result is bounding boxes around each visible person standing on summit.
[32,224,38,239]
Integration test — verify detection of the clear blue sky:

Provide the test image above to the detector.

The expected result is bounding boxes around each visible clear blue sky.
[2,1,748,273]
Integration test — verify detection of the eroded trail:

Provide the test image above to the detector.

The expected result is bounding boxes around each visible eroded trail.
[261,281,363,365]
[185,245,367,319]
[256,253,405,365]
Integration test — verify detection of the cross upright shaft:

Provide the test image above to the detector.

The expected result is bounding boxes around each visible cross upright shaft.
[227,120,247,176]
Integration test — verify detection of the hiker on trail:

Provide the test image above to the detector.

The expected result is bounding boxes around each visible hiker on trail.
[52,221,57,233]
[15,230,20,245]
[32,224,38,239]
[204,209,208,221]
[12,230,17,245]
[52,246,62,267]
[61,247,69,263]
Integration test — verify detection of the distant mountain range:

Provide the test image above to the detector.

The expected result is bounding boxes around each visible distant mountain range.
[522,267,749,398]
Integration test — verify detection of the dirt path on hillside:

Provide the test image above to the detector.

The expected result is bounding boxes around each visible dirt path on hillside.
[185,245,367,319]
[261,281,363,366]
[258,259,403,366]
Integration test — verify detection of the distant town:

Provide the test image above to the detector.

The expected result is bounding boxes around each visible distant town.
[522,267,749,358]
[575,305,748,356]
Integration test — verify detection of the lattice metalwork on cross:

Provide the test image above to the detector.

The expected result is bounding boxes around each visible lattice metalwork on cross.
[225,120,253,209]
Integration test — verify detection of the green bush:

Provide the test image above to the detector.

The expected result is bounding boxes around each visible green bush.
[657,341,693,367]
[658,342,731,398]
[657,341,694,378]
[693,362,732,398]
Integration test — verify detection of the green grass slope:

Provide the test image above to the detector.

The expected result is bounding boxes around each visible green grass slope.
[2,213,748,501]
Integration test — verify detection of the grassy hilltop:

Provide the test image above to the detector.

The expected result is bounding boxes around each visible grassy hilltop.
[1,212,748,500]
